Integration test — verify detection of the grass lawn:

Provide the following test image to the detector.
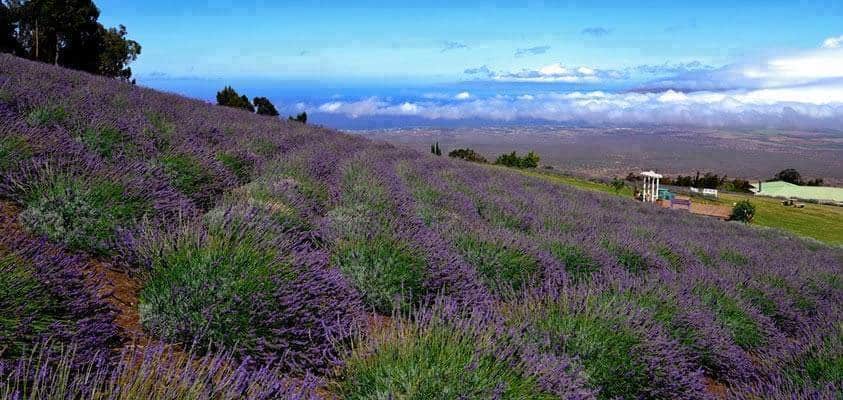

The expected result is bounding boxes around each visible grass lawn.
[513,167,843,247]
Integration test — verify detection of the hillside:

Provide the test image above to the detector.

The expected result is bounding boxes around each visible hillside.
[0,54,841,399]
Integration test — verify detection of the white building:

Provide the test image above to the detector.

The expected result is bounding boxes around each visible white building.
[640,171,662,202]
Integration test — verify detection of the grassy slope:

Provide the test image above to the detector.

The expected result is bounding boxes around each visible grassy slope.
[514,167,843,246]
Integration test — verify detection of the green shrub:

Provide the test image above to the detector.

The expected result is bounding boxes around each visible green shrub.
[215,151,254,183]
[0,253,66,357]
[767,276,817,313]
[159,153,213,199]
[692,247,715,267]
[138,214,290,351]
[26,104,67,127]
[224,181,309,231]
[19,175,149,254]
[631,291,715,371]
[79,125,134,159]
[341,163,390,214]
[0,135,32,170]
[730,200,755,223]
[494,151,540,169]
[250,138,278,157]
[333,238,427,314]
[335,324,554,399]
[737,284,796,332]
[603,242,648,274]
[455,236,540,293]
[448,148,488,163]
[719,249,748,266]
[144,112,175,151]
[787,329,842,388]
[656,246,683,270]
[548,243,600,283]
[474,200,525,231]
[695,285,765,349]
[533,308,649,399]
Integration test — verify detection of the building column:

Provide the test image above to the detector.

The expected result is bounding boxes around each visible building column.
[654,177,659,202]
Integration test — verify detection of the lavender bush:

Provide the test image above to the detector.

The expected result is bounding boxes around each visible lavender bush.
[0,54,840,397]
[0,344,322,400]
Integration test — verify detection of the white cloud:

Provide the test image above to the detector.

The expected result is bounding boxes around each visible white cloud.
[465,61,714,84]
[486,62,619,83]
[643,48,843,91]
[315,86,843,129]
[455,91,471,100]
[822,35,843,49]
[319,43,843,130]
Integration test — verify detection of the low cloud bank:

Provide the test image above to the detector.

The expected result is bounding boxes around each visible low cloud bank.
[316,87,843,130]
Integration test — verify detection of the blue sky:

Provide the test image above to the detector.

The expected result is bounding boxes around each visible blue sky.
[95,1,843,129]
[97,0,841,81]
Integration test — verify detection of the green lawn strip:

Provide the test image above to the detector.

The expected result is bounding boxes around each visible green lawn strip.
[507,167,843,246]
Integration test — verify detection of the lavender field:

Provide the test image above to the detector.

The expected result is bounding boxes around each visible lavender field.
[1,54,841,399]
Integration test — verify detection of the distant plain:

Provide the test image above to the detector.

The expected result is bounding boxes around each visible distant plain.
[356,126,843,185]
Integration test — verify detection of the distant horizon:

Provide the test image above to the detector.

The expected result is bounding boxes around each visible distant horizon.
[93,0,843,130]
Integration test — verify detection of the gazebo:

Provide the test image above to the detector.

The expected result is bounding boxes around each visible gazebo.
[640,171,662,203]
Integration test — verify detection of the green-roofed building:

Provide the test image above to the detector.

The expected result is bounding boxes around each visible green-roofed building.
[750,181,843,203]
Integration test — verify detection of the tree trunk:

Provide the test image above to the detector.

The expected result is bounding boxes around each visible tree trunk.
[54,32,59,65]
[34,18,38,59]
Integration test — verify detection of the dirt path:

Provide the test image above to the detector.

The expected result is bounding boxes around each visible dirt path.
[0,200,152,348]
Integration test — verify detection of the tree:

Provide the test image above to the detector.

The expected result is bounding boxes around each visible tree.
[448,148,487,163]
[493,151,539,169]
[494,151,520,168]
[521,151,539,168]
[434,142,441,156]
[730,200,755,223]
[216,86,254,112]
[1,0,141,79]
[805,178,824,187]
[610,177,626,193]
[96,24,140,80]
[0,3,17,53]
[288,111,307,124]
[774,168,802,185]
[253,97,279,116]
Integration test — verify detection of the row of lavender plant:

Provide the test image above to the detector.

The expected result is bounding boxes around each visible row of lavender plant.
[393,153,841,396]
[1,54,839,397]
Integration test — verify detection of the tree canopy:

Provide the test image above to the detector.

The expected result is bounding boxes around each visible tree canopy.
[0,0,141,80]
[494,151,539,169]
[730,200,755,223]
[216,86,255,112]
[774,168,802,185]
[448,148,487,163]
[289,112,307,124]
[253,97,279,116]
